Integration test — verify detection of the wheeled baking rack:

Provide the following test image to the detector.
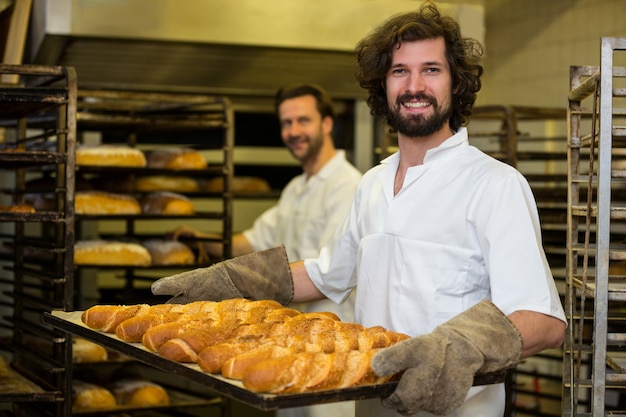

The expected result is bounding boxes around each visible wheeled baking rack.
[0,63,77,417]
[563,37,626,417]
[72,89,236,307]
[0,68,239,416]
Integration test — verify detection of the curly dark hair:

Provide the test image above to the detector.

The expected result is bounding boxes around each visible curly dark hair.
[354,1,483,132]
[274,83,335,120]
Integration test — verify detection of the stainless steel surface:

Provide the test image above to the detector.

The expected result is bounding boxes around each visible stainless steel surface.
[26,1,483,101]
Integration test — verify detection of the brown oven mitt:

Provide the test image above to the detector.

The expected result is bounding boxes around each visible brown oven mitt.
[151,245,294,305]
[370,300,522,416]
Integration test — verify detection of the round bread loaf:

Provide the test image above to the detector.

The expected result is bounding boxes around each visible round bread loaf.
[72,338,108,363]
[72,381,116,410]
[110,379,170,407]
[147,148,207,169]
[140,192,194,215]
[135,176,200,192]
[204,176,271,193]
[143,239,195,265]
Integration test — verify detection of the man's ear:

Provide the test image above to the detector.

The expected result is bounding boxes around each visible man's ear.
[322,115,334,135]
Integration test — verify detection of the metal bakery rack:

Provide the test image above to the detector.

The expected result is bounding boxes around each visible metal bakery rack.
[563,37,626,417]
[0,66,238,416]
[0,63,76,417]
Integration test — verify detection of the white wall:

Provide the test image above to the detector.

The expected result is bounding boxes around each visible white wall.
[479,0,626,108]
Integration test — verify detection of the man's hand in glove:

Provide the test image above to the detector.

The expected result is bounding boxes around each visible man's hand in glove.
[370,300,522,416]
[151,245,294,305]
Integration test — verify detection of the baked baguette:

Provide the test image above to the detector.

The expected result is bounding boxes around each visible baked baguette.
[142,239,195,265]
[151,310,336,361]
[84,299,284,343]
[76,145,146,167]
[197,322,408,376]
[75,191,141,215]
[241,349,388,394]
[74,240,152,266]
[84,301,215,337]
[146,148,207,170]
[140,192,195,215]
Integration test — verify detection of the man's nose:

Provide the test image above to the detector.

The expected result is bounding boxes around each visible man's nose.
[406,73,427,94]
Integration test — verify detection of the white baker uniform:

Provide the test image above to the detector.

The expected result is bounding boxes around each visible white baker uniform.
[304,128,566,417]
[244,150,362,417]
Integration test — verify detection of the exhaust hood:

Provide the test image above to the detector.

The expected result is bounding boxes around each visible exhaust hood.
[26,0,483,103]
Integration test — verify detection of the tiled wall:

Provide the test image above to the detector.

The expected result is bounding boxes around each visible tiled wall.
[479,0,625,108]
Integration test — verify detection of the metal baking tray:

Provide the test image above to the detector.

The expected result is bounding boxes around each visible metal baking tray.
[42,310,506,411]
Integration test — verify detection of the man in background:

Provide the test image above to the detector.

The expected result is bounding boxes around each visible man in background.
[172,83,362,417]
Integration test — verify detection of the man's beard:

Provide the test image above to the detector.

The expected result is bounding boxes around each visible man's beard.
[286,130,323,164]
[388,93,452,137]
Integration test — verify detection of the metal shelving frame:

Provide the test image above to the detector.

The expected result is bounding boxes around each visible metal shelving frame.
[564,37,626,417]
[0,63,77,417]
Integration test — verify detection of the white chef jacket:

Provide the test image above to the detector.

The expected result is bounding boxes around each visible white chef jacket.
[305,128,566,417]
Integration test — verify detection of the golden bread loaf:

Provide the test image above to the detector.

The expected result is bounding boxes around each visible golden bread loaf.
[142,239,195,265]
[205,176,271,193]
[72,337,108,363]
[80,298,409,394]
[134,175,200,192]
[0,204,35,213]
[75,191,141,215]
[76,145,146,167]
[72,380,116,410]
[74,240,152,266]
[241,350,388,393]
[146,148,207,169]
[140,192,194,215]
[110,379,170,407]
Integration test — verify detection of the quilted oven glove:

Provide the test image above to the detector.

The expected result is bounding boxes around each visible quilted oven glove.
[151,245,294,305]
[371,300,522,416]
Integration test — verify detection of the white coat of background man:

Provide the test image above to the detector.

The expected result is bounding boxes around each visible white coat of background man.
[172,83,362,417]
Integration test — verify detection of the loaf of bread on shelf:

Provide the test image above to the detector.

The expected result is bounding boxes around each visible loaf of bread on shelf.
[76,145,146,167]
[74,240,152,266]
[25,175,94,211]
[0,204,35,213]
[204,176,271,193]
[142,239,195,265]
[135,175,200,192]
[72,380,117,410]
[75,191,141,215]
[72,337,108,363]
[146,148,207,170]
[109,378,170,407]
[140,191,195,215]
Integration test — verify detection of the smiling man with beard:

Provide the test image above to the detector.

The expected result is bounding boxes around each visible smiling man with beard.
[153,3,566,416]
